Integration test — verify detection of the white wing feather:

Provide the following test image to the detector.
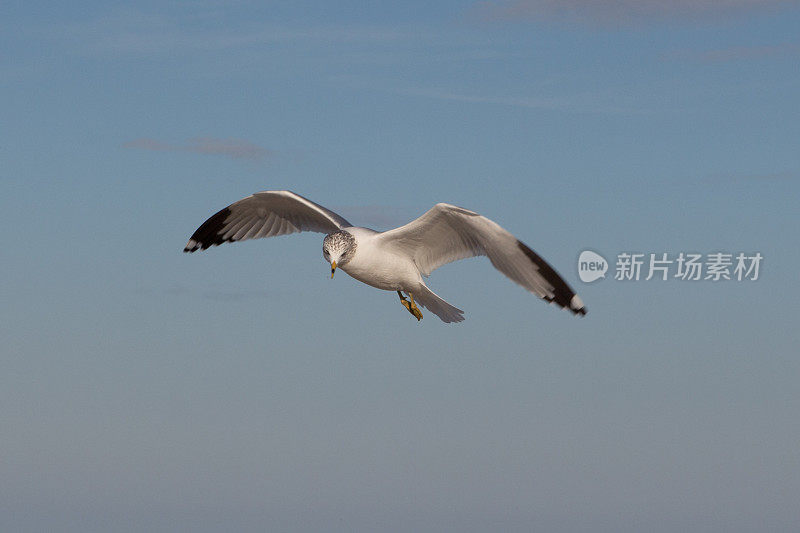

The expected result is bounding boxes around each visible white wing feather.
[184,190,351,252]
[377,203,586,315]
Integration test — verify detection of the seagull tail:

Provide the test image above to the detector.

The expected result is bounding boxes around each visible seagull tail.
[414,285,465,324]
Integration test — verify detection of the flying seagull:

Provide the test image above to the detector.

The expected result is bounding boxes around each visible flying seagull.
[184,190,586,323]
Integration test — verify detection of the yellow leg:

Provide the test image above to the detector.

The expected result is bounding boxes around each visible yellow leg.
[408,292,423,321]
[397,291,423,321]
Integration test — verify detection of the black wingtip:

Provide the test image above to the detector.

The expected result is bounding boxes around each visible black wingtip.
[183,207,233,253]
[517,240,587,316]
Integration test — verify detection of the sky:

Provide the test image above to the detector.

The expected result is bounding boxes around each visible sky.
[2,1,800,531]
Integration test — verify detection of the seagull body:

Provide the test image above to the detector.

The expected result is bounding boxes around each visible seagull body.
[184,190,586,323]
[336,227,414,291]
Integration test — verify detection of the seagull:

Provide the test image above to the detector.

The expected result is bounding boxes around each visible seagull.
[184,190,586,323]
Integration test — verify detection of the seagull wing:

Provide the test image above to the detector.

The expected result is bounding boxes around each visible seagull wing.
[377,203,586,315]
[184,190,351,252]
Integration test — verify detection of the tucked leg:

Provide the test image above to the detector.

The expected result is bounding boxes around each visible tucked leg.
[407,292,423,321]
[398,291,413,313]
[397,290,423,321]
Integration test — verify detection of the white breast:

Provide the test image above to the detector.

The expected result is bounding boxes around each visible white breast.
[340,227,421,291]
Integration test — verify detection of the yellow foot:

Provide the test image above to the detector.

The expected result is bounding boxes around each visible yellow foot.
[398,291,423,321]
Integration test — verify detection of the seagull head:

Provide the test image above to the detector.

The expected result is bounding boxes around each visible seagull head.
[322,231,356,278]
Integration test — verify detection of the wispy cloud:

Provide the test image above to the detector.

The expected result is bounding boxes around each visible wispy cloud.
[398,87,648,114]
[93,26,407,55]
[472,0,797,25]
[124,137,270,160]
[663,42,800,63]
[29,10,408,56]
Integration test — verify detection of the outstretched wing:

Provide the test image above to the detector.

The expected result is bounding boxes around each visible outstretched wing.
[184,190,351,252]
[377,203,586,315]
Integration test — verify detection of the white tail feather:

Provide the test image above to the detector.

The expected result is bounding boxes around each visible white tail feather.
[414,285,465,323]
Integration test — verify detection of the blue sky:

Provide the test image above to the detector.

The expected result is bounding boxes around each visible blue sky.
[2,1,799,531]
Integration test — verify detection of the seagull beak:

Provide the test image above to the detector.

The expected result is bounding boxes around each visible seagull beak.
[330,261,337,279]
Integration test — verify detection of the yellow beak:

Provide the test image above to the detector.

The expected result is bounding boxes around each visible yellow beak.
[330,260,337,279]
